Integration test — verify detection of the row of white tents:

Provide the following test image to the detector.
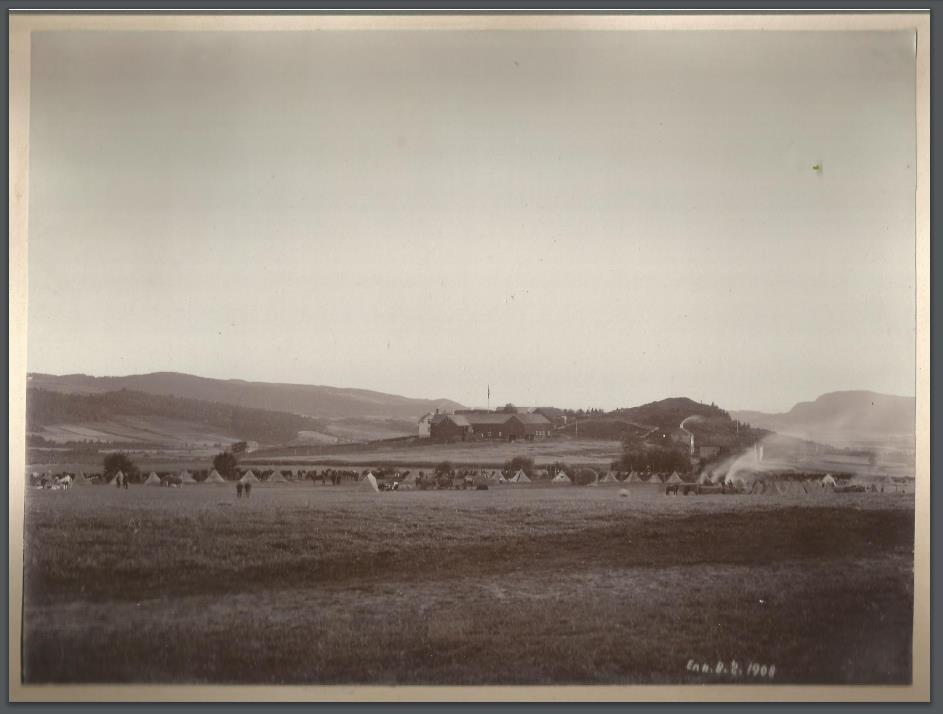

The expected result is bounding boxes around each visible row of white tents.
[358,469,678,488]
[132,469,280,486]
[39,466,879,493]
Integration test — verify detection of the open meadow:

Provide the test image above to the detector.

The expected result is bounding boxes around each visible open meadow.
[22,482,914,685]
[248,437,625,469]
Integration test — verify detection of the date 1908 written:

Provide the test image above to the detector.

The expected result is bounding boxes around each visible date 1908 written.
[686,659,776,679]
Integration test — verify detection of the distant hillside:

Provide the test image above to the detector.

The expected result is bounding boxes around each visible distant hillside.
[27,387,329,447]
[731,391,915,447]
[27,372,464,420]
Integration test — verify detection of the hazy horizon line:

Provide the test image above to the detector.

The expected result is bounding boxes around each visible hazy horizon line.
[26,368,917,415]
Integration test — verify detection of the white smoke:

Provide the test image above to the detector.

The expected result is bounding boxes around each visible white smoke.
[701,435,787,485]
[680,415,703,454]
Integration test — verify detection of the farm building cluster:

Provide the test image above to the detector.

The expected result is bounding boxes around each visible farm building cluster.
[418,409,554,442]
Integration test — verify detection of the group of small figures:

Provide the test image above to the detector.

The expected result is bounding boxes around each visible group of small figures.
[236,482,253,498]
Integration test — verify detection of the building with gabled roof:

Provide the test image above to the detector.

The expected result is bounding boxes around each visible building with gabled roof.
[429,410,552,442]
[429,413,473,442]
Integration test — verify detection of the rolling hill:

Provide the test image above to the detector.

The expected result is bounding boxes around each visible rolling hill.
[27,372,464,420]
[731,391,915,448]
[27,387,329,447]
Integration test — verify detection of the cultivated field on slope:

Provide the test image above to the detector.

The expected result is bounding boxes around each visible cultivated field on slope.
[37,416,239,447]
[22,484,914,685]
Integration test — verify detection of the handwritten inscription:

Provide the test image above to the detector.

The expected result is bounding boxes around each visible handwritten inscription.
[686,659,776,679]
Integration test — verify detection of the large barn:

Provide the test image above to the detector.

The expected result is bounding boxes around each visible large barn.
[429,411,552,442]
[428,414,473,441]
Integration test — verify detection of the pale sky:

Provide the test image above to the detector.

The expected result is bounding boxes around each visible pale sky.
[27,30,917,413]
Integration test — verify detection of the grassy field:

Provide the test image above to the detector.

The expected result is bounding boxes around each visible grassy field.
[249,436,624,468]
[22,483,914,685]
[27,436,623,475]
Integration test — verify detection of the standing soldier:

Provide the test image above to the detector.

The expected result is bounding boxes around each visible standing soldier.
[236,482,243,498]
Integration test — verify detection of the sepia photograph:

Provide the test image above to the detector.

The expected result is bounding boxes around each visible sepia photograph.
[8,12,930,702]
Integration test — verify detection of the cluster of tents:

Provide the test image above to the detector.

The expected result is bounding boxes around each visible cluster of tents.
[31,464,910,497]
[589,471,684,485]
[44,468,297,488]
[352,468,674,490]
[133,468,295,487]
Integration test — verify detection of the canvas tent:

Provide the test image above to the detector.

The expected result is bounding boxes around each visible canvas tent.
[551,472,572,484]
[205,469,226,484]
[648,473,663,484]
[821,474,837,487]
[666,472,684,484]
[626,471,642,483]
[600,471,619,484]
[510,469,531,484]
[490,470,507,484]
[773,480,790,495]
[178,470,196,484]
[239,470,260,484]
[143,472,161,486]
[266,470,288,483]
[360,472,380,493]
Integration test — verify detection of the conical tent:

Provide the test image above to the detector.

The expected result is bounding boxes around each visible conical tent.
[600,471,619,483]
[774,480,793,496]
[400,472,417,485]
[239,470,260,484]
[551,472,572,484]
[511,469,531,484]
[821,474,836,487]
[648,473,663,484]
[205,469,226,484]
[626,472,642,483]
[111,470,125,485]
[143,472,161,486]
[266,470,288,483]
[666,472,683,484]
[360,472,379,492]
[178,470,196,484]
